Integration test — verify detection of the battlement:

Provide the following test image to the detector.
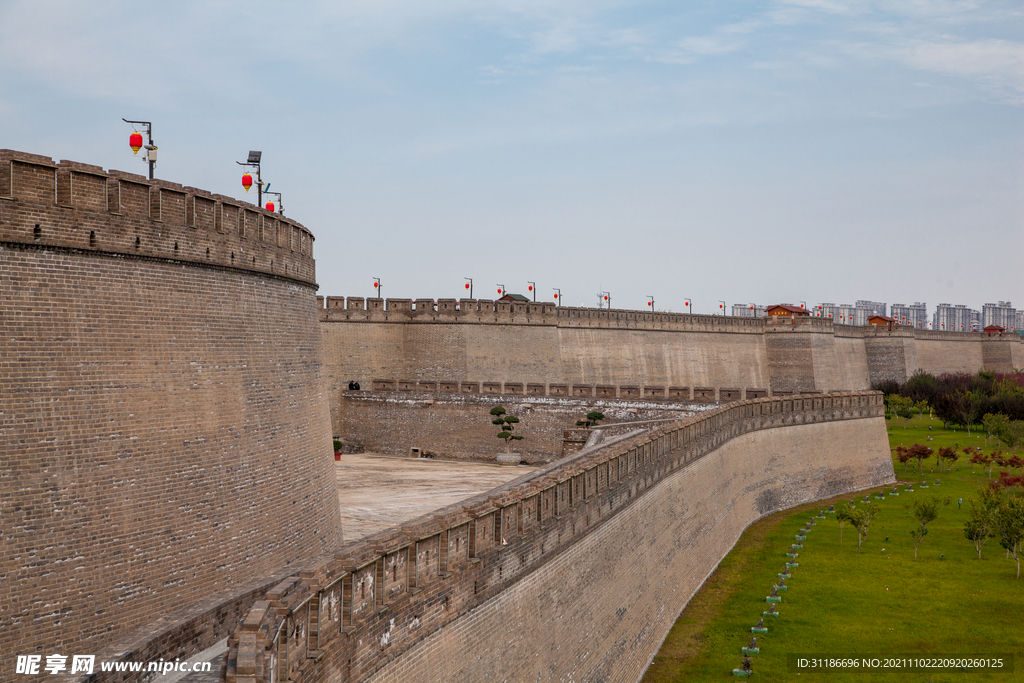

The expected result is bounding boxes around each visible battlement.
[226,390,886,683]
[319,295,769,333]
[357,378,767,401]
[0,149,317,285]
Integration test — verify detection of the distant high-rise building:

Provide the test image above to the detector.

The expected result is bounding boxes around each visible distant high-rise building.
[934,303,978,332]
[732,304,767,318]
[982,301,1017,330]
[854,300,887,326]
[819,303,858,325]
[891,302,928,328]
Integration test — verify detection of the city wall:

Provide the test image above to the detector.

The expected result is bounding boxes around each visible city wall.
[336,390,707,463]
[1,150,341,673]
[319,297,1022,437]
[225,392,893,683]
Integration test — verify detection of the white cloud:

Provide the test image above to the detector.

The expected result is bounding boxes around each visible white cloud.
[898,38,1024,95]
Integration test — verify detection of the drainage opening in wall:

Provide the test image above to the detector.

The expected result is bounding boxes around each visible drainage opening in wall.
[89,231,96,248]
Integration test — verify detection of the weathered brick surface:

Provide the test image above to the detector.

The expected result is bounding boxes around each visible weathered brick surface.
[914,332,986,375]
[365,417,892,683]
[226,393,893,683]
[0,150,340,674]
[319,299,1022,413]
[336,391,702,463]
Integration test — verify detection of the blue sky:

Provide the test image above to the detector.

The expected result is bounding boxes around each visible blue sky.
[2,0,1021,313]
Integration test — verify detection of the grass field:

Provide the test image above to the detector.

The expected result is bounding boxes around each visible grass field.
[642,414,1023,682]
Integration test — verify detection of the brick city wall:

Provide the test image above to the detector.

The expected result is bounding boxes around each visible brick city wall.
[336,390,709,464]
[320,297,1022,410]
[1,150,341,676]
[224,391,893,683]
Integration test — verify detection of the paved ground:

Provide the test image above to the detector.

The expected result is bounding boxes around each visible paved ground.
[179,454,526,678]
[336,454,535,542]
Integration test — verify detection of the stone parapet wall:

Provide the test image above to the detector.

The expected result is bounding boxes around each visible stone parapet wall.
[224,391,891,683]
[336,390,713,464]
[1,149,316,284]
[322,295,771,332]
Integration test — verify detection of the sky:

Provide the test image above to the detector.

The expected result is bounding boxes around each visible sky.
[1,0,1021,315]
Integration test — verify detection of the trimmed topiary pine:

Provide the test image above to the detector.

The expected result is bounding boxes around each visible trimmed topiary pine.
[576,411,605,429]
[491,406,524,454]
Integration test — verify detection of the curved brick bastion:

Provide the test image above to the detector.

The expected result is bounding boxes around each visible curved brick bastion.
[225,391,893,683]
[0,150,341,669]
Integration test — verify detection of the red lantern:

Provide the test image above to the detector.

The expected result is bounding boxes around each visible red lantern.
[553,293,558,299]
[373,281,379,289]
[719,304,723,309]
[750,305,754,310]
[242,173,253,192]
[647,301,652,307]
[528,285,533,291]
[497,288,502,294]
[465,283,470,290]
[684,301,689,307]
[129,132,143,154]
[265,202,275,212]
[604,295,608,301]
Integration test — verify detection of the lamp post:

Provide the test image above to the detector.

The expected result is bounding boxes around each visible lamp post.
[263,189,283,215]
[527,282,535,302]
[373,277,381,300]
[647,296,655,311]
[719,300,726,316]
[497,284,505,298]
[684,298,692,314]
[122,118,157,180]
[236,151,263,206]
[464,278,473,299]
[602,291,610,309]
[553,288,561,306]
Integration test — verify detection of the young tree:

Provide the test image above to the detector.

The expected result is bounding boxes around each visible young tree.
[959,390,986,438]
[938,446,958,473]
[490,406,523,454]
[908,444,933,475]
[963,489,1001,559]
[908,495,951,559]
[1008,455,1024,473]
[1002,421,1024,455]
[835,501,853,543]
[915,399,930,419]
[986,451,1003,479]
[849,504,878,553]
[575,411,605,429]
[995,496,1024,579]
[965,447,985,473]
[894,446,912,473]
[888,395,916,428]
[982,413,1010,447]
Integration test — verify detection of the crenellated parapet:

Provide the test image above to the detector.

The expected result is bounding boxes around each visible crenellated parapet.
[224,391,886,683]
[1,149,317,285]
[320,295,770,333]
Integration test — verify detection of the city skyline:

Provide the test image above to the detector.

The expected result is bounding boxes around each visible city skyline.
[1,1,1020,313]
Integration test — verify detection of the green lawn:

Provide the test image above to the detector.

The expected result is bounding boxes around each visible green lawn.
[643,414,1023,682]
